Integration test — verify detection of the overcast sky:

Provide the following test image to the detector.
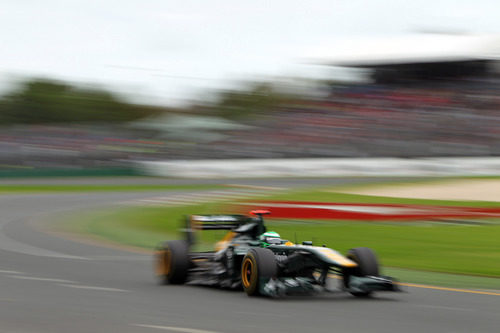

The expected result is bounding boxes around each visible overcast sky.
[2,0,500,105]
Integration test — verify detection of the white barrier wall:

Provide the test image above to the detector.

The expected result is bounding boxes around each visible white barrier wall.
[137,157,500,178]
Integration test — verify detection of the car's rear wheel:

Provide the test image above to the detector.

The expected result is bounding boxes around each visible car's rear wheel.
[241,248,277,296]
[155,240,189,285]
[343,247,380,297]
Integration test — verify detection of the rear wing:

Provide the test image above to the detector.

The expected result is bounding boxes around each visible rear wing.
[184,214,253,245]
[188,214,252,230]
[183,211,271,246]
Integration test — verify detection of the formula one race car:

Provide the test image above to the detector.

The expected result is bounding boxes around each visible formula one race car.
[155,210,399,297]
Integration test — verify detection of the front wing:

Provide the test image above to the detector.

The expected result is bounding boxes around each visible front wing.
[259,275,399,297]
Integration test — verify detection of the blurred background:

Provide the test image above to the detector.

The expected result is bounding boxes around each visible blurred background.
[2,0,500,177]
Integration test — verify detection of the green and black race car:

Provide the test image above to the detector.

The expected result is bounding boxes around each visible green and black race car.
[155,210,399,297]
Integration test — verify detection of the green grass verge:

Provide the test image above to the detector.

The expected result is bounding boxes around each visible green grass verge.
[53,179,500,289]
[57,202,500,277]
[55,203,226,249]
[0,167,141,178]
[0,184,223,194]
[266,218,500,277]
[383,267,500,290]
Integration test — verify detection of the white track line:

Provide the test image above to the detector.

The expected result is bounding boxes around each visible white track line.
[132,324,223,333]
[0,270,23,274]
[0,225,88,260]
[126,188,280,206]
[225,184,286,191]
[58,284,129,292]
[6,275,75,283]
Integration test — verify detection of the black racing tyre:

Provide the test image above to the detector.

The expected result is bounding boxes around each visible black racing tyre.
[347,247,379,276]
[241,248,277,296]
[155,240,189,285]
[343,247,380,297]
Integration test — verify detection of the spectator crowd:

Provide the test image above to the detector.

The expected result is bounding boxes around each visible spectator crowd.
[202,77,500,159]
[2,77,500,169]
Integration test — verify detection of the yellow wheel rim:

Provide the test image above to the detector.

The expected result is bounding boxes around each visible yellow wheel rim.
[164,249,171,275]
[241,258,253,288]
[156,249,171,276]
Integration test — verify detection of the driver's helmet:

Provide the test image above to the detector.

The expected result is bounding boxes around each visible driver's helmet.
[259,231,281,247]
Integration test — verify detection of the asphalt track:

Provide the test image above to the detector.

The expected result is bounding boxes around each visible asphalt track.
[0,179,499,333]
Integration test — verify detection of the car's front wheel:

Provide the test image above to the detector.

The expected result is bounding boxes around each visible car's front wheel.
[343,247,380,297]
[241,248,277,296]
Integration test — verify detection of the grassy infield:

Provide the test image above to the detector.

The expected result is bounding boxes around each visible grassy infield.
[8,179,500,289]
[0,184,224,193]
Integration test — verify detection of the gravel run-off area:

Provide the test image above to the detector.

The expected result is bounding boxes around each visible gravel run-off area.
[341,179,500,202]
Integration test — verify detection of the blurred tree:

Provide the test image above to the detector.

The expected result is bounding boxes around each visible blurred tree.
[0,78,161,124]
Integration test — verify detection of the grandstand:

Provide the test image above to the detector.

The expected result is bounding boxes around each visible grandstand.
[309,33,500,79]
[194,33,500,159]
